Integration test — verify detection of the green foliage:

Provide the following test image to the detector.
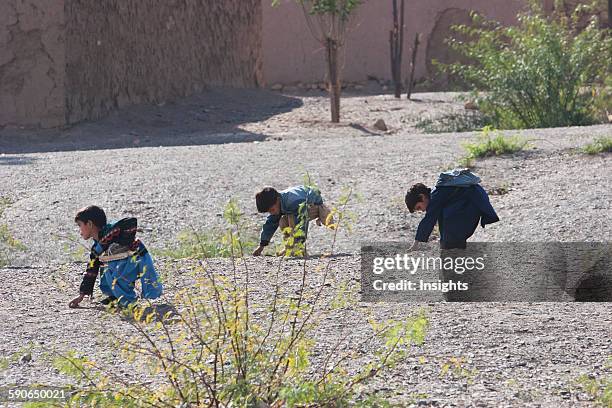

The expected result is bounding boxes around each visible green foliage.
[462,126,530,159]
[414,111,490,133]
[52,198,429,407]
[0,197,27,267]
[592,75,612,123]
[577,358,612,407]
[443,1,612,129]
[457,155,475,169]
[273,0,362,21]
[439,356,478,385]
[582,136,612,154]
[159,200,258,259]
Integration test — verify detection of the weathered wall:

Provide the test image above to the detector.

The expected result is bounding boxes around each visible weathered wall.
[262,0,525,87]
[0,0,65,128]
[64,0,263,124]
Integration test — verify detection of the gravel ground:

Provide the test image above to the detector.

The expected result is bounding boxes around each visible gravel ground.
[0,90,611,407]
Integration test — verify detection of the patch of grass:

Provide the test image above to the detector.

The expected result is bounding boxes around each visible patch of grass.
[439,356,478,385]
[0,197,27,267]
[456,155,475,169]
[159,199,259,259]
[583,137,612,155]
[576,358,612,407]
[463,126,530,159]
[159,228,258,259]
[414,111,490,133]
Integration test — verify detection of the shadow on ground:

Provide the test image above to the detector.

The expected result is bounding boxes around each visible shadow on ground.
[0,88,303,154]
[0,156,38,165]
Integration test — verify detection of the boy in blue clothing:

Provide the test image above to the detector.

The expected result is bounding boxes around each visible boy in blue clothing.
[252,185,333,256]
[405,169,499,250]
[68,205,163,308]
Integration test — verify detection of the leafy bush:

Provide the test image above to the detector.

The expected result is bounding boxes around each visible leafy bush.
[583,136,612,154]
[462,126,530,159]
[444,1,612,129]
[49,195,428,407]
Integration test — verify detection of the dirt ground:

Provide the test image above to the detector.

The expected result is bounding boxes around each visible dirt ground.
[0,88,611,407]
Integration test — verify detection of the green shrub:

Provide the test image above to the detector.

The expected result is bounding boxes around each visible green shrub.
[443,1,612,129]
[592,74,612,123]
[583,136,612,154]
[50,195,428,407]
[462,126,530,159]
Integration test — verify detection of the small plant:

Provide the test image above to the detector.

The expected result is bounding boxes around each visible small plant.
[583,136,612,154]
[442,1,612,129]
[272,0,363,122]
[457,155,475,169]
[159,201,258,259]
[576,358,612,407]
[159,228,258,259]
[0,197,27,267]
[439,356,478,385]
[462,126,530,159]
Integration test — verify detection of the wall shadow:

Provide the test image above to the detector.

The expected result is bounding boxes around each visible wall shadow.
[0,156,38,165]
[0,88,303,154]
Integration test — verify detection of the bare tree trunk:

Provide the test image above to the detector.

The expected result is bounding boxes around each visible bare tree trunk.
[406,33,420,100]
[326,37,341,123]
[390,0,405,98]
[608,0,611,29]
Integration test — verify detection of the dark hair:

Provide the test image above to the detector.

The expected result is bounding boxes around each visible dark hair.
[405,183,431,213]
[256,187,280,213]
[75,205,107,228]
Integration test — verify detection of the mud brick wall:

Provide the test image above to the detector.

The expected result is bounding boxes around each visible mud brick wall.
[0,0,66,128]
[0,0,262,128]
[64,0,263,124]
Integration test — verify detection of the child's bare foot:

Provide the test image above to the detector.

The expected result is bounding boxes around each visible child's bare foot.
[69,294,85,308]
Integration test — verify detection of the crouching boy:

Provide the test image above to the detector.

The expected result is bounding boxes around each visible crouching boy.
[252,185,333,256]
[405,169,499,250]
[69,205,163,308]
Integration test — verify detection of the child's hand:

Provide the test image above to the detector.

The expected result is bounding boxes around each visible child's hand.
[408,241,426,252]
[69,294,86,308]
[252,245,264,256]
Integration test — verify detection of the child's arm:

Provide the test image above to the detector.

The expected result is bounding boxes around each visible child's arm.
[414,188,448,243]
[69,253,101,308]
[253,214,281,256]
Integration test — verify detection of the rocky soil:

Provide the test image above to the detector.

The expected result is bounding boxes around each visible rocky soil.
[0,89,610,407]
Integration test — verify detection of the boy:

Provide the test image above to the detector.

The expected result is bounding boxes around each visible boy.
[252,185,333,256]
[68,205,163,308]
[405,169,499,250]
